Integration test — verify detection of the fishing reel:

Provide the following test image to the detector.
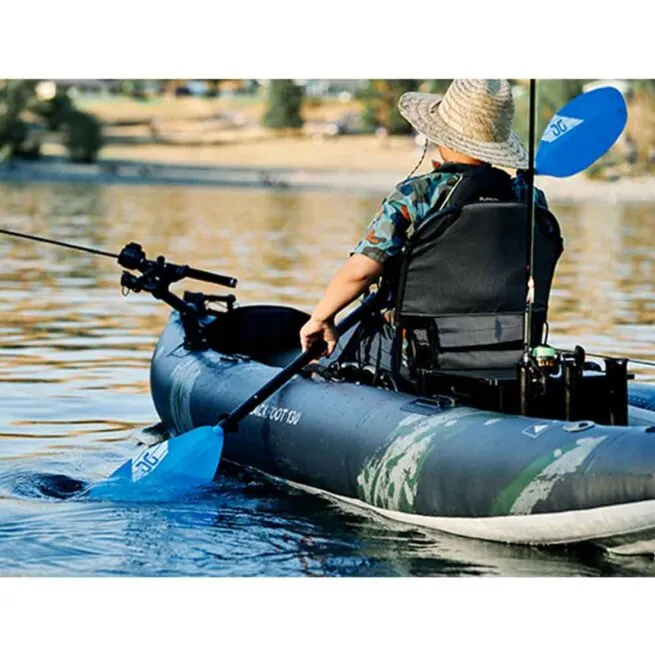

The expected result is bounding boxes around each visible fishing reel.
[532,344,561,376]
[522,343,568,397]
[519,344,563,407]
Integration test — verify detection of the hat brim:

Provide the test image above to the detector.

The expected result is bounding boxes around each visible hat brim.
[399,92,529,170]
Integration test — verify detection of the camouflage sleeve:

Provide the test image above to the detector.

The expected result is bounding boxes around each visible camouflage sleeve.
[351,184,420,265]
[512,175,549,210]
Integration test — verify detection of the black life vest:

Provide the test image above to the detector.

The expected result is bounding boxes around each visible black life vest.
[393,163,563,372]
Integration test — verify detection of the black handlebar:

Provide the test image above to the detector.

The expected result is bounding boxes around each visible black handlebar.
[185,266,237,289]
[117,242,237,289]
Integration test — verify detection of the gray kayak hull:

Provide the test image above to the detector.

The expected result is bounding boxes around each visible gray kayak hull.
[150,311,655,548]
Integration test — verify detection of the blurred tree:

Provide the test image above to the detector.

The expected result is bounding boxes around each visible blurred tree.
[61,110,103,163]
[0,79,105,163]
[205,80,221,98]
[0,80,36,159]
[32,91,74,130]
[262,80,304,129]
[538,79,588,116]
[426,79,452,95]
[361,80,420,135]
[0,115,27,159]
[626,82,655,166]
[513,79,591,146]
[0,80,36,119]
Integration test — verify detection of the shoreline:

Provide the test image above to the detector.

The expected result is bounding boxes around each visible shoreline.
[2,149,655,204]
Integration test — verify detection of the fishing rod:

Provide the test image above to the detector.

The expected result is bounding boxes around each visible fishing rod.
[0,227,238,289]
[0,227,117,259]
[604,356,655,368]
[523,79,537,355]
[519,79,538,415]
[559,349,655,368]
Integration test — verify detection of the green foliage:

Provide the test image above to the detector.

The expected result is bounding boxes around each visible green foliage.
[630,79,655,91]
[32,91,74,131]
[1,80,36,118]
[262,80,304,129]
[360,80,420,135]
[425,79,452,95]
[61,110,103,163]
[0,81,41,159]
[0,116,27,157]
[0,79,105,163]
[512,80,590,147]
[538,79,587,117]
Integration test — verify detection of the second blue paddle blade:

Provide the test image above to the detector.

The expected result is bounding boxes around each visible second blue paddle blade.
[536,86,628,178]
[86,425,224,501]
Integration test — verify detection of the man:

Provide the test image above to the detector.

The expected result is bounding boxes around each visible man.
[300,79,548,357]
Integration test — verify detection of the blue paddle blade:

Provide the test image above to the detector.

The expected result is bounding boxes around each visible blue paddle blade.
[86,425,224,502]
[535,86,628,178]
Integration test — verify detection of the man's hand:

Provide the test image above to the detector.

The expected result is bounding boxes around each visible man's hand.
[299,254,382,358]
[300,317,338,356]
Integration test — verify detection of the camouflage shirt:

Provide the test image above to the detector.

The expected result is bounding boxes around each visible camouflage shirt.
[352,162,549,265]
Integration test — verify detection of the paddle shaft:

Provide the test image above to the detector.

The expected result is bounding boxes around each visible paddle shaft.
[220,293,380,432]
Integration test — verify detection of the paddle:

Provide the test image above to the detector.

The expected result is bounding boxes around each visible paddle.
[86,292,380,501]
[535,85,628,178]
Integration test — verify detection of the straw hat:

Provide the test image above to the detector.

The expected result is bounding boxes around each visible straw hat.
[398,79,528,169]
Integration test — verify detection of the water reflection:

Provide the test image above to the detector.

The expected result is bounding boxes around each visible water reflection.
[548,200,655,376]
[0,181,654,576]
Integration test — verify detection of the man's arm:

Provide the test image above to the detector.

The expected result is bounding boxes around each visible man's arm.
[299,254,382,356]
[300,178,428,355]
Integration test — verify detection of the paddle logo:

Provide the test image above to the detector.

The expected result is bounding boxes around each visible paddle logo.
[541,114,584,143]
[131,441,169,482]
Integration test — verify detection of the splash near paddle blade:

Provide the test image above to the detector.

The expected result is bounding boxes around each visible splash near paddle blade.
[86,426,224,501]
[535,86,628,178]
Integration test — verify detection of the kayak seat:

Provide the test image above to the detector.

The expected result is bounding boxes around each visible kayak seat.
[392,201,563,379]
[206,304,309,367]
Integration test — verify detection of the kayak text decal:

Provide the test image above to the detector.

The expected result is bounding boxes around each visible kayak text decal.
[249,404,302,425]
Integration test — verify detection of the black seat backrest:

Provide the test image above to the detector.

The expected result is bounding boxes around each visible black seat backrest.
[394,201,563,371]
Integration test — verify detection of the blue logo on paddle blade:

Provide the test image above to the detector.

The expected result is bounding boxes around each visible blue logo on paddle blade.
[541,115,584,143]
[131,442,169,481]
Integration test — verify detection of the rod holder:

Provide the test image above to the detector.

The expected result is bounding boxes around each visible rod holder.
[605,358,628,426]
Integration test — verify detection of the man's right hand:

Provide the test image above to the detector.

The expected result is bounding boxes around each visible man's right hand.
[300,317,338,357]
[299,254,382,358]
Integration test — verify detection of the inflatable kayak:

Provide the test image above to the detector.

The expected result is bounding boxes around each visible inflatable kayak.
[150,305,655,552]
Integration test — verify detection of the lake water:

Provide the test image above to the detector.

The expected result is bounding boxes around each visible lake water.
[1,180,655,576]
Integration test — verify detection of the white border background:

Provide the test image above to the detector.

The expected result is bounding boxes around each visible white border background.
[1,0,653,78]
[1,0,653,652]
